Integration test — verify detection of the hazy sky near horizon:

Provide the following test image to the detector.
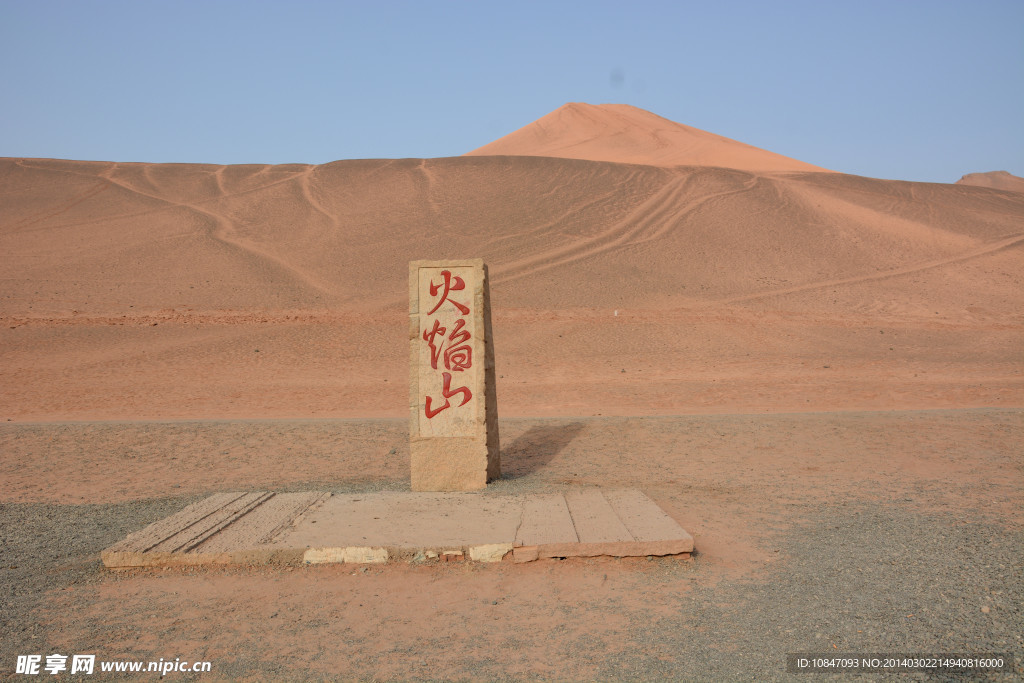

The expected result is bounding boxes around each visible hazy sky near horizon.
[1,1,1021,183]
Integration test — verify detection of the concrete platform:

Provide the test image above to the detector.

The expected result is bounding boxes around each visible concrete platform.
[102,488,693,568]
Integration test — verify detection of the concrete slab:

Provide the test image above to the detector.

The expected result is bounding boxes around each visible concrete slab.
[284,492,523,552]
[513,488,694,562]
[197,492,330,553]
[566,488,634,543]
[101,492,326,567]
[512,493,578,562]
[102,489,693,568]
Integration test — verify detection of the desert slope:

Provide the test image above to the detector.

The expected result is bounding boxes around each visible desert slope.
[956,170,1024,193]
[465,103,831,173]
[1,152,1021,420]
[2,156,1020,315]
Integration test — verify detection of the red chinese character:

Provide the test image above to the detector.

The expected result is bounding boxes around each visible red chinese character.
[425,371,473,418]
[443,319,472,371]
[422,319,446,369]
[423,318,473,372]
[427,270,469,316]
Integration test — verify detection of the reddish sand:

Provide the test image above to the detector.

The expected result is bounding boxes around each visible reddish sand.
[2,103,1022,680]
[956,170,1024,194]
[466,102,832,173]
[1,105,1022,420]
[10,410,1021,679]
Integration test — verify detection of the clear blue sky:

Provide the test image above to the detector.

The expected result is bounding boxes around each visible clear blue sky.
[2,0,1021,183]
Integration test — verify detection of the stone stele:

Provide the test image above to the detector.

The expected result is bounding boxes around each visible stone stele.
[409,259,499,491]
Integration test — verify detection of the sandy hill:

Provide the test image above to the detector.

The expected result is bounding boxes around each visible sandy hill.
[956,170,1024,193]
[1,109,1022,420]
[465,102,830,173]
[4,155,1020,315]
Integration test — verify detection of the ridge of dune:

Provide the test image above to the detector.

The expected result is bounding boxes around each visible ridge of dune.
[2,154,1022,317]
[1,154,1022,420]
[955,170,1024,193]
[4,154,1020,318]
[465,102,831,173]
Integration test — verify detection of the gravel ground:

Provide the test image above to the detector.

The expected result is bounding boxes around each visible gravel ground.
[0,497,196,679]
[1,412,1021,681]
[609,503,1023,682]
[1,499,1020,681]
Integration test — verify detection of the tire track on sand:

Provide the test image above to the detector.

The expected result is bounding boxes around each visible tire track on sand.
[87,166,342,301]
[418,158,443,220]
[6,177,109,231]
[492,171,758,285]
[299,166,338,228]
[716,232,1024,305]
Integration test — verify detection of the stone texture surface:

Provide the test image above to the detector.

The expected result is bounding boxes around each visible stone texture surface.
[283,492,523,550]
[565,488,634,543]
[602,488,691,542]
[512,493,578,562]
[468,543,513,562]
[102,489,692,567]
[409,259,499,491]
[303,547,389,564]
[101,492,323,568]
[513,488,695,562]
[196,492,329,553]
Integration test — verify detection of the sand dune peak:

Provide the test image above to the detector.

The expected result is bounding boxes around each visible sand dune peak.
[956,170,1024,193]
[465,102,830,173]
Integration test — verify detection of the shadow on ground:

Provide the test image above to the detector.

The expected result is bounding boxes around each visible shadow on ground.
[501,421,586,478]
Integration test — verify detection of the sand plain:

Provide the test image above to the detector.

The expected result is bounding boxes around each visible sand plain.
[1,104,1021,680]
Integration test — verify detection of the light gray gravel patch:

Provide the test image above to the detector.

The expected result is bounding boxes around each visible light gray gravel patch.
[0,498,199,680]
[1,410,1020,681]
[598,501,1023,682]
[1,499,1021,682]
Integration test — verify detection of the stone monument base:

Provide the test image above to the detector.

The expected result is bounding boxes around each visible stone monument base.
[409,437,499,491]
[102,488,693,568]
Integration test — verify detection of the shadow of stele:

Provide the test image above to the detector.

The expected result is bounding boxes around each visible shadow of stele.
[501,422,586,478]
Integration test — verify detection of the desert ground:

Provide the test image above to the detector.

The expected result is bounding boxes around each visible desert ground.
[1,103,1022,680]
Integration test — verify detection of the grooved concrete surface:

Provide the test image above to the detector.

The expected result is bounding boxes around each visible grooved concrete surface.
[102,489,693,567]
